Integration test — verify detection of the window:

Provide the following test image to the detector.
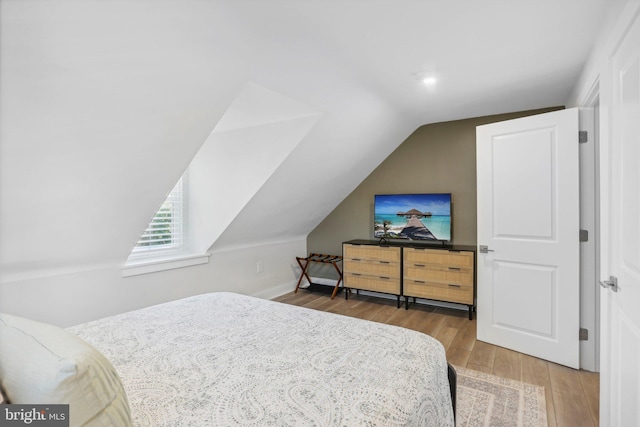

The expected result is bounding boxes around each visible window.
[123,174,210,277]
[132,177,184,256]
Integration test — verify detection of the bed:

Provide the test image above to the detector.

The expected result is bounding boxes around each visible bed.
[1,292,455,426]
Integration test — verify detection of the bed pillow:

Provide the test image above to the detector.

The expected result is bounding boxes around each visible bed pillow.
[0,313,133,427]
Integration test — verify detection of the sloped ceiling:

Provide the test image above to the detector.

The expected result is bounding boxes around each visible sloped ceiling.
[188,82,323,253]
[0,0,612,280]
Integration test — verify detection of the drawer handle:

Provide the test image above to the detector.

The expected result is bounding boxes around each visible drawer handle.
[352,258,362,261]
[414,280,425,284]
[448,267,461,271]
[379,276,390,280]
[379,261,390,264]
[414,263,425,267]
[448,284,461,288]
[352,273,361,276]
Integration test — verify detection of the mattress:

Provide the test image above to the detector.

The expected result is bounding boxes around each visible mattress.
[69,292,454,426]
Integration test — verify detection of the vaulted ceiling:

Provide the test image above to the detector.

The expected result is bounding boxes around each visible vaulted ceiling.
[0,0,615,280]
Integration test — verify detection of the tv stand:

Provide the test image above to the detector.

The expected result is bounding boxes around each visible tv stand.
[342,240,476,319]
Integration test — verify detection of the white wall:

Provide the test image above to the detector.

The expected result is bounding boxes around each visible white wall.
[187,82,322,254]
[1,1,615,330]
[567,1,640,422]
[0,1,414,325]
[0,239,305,327]
[0,1,249,280]
[567,0,638,372]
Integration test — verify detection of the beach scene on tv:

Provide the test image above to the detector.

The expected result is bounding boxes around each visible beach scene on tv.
[374,193,452,241]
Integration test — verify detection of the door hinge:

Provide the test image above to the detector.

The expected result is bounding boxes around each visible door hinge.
[579,229,589,242]
[579,130,588,143]
[579,328,589,341]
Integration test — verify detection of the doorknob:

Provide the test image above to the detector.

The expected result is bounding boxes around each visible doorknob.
[479,245,494,254]
[600,275,619,292]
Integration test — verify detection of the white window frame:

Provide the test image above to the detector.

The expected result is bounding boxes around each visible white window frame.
[123,174,209,277]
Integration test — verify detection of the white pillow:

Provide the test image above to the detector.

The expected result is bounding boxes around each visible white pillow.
[0,313,133,427]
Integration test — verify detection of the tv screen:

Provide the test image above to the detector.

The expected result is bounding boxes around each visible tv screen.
[374,193,452,241]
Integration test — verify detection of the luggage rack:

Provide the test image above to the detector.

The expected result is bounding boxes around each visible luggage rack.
[294,253,343,299]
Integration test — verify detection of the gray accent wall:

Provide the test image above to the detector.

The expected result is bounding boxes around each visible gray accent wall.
[308,107,562,256]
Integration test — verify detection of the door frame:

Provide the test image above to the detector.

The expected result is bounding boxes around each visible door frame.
[569,3,640,423]
[579,82,600,372]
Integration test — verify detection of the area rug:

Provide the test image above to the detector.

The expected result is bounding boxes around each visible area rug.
[455,366,548,427]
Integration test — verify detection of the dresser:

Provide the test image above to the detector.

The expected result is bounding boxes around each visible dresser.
[342,240,476,319]
[403,247,475,319]
[342,241,402,307]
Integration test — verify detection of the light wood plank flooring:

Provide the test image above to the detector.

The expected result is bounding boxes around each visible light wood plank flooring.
[273,291,600,427]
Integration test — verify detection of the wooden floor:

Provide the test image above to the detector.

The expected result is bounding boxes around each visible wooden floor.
[273,290,600,427]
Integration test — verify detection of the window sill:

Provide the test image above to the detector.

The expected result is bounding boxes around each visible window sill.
[122,252,210,277]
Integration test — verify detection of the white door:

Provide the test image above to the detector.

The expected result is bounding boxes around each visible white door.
[476,108,580,368]
[600,11,640,426]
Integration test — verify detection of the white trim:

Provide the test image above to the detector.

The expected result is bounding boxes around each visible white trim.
[122,252,210,277]
[0,262,115,284]
[250,280,298,300]
[208,236,307,254]
[579,104,600,372]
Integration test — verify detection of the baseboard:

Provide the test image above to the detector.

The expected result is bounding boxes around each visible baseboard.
[257,279,470,315]
[251,280,297,300]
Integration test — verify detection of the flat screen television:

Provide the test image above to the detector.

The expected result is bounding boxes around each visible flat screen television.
[374,193,452,242]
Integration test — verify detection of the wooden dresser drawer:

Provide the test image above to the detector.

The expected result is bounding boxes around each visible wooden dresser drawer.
[343,244,400,263]
[343,243,402,298]
[404,279,473,304]
[404,248,473,269]
[344,259,400,278]
[344,273,400,294]
[404,264,472,286]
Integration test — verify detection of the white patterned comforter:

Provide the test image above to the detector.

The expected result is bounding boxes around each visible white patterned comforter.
[69,292,454,426]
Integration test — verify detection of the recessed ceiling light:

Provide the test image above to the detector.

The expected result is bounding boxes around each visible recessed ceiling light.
[412,71,437,87]
[422,77,437,86]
